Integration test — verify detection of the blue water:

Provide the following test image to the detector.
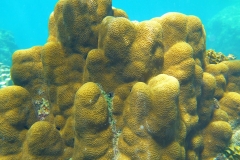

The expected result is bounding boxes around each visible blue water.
[0,0,239,57]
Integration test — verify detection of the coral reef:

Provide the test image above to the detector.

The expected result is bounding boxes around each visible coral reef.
[231,130,240,146]
[206,4,240,55]
[0,29,17,88]
[0,29,18,66]
[0,62,13,88]
[206,49,236,64]
[223,145,240,160]
[0,0,239,159]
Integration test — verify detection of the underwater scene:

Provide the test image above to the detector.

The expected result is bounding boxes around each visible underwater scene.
[0,0,240,159]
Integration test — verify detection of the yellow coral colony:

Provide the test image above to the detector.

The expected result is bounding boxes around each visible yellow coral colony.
[1,0,239,160]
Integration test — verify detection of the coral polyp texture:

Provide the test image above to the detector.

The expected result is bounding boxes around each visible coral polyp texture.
[0,0,239,159]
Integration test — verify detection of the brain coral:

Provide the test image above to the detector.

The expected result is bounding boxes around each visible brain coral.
[0,0,238,160]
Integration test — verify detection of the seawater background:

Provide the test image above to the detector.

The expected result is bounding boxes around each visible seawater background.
[0,0,239,58]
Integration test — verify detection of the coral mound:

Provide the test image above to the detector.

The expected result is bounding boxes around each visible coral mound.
[0,0,239,160]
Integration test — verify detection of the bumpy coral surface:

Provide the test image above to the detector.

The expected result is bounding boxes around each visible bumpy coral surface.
[0,0,239,160]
